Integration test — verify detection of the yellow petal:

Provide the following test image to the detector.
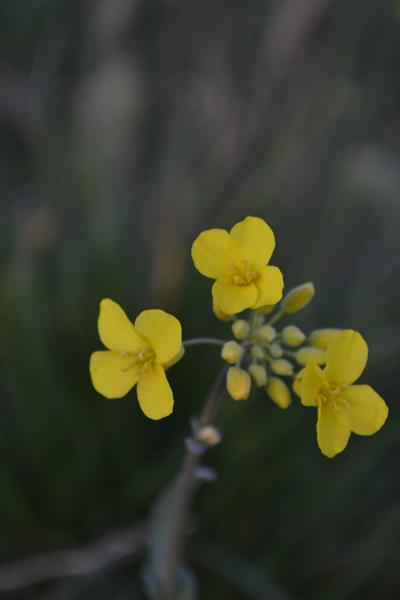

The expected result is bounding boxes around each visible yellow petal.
[135,309,182,365]
[301,362,324,406]
[317,403,351,458]
[212,280,257,315]
[229,216,275,269]
[89,351,139,399]
[292,368,305,398]
[324,330,368,385]
[136,364,173,420]
[98,299,143,352]
[164,346,185,370]
[191,228,231,279]
[253,266,284,308]
[340,385,388,435]
[212,298,232,322]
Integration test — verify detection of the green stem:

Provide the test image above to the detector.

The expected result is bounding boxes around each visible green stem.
[283,350,297,359]
[267,309,284,326]
[183,338,226,348]
[158,367,228,599]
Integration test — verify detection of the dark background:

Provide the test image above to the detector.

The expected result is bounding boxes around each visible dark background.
[1,0,400,598]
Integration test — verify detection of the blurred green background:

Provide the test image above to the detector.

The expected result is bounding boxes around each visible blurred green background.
[1,0,400,598]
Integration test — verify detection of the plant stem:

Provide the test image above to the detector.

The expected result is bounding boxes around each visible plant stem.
[183,338,226,348]
[267,309,284,326]
[160,366,228,600]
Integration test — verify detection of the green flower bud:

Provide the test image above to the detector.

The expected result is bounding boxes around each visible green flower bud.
[281,325,305,347]
[257,324,276,342]
[270,359,294,376]
[266,377,292,409]
[248,363,268,387]
[269,343,283,358]
[309,328,342,349]
[251,344,265,360]
[281,282,315,314]
[227,367,251,401]
[296,346,327,365]
[221,341,243,364]
[231,319,250,340]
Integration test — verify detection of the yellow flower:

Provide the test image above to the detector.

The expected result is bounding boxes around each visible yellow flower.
[301,330,388,458]
[89,299,182,420]
[191,216,283,315]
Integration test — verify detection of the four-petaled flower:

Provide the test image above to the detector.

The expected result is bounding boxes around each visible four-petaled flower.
[89,299,182,420]
[301,330,388,458]
[191,216,284,315]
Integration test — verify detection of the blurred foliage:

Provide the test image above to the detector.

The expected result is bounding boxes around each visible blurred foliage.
[1,0,400,598]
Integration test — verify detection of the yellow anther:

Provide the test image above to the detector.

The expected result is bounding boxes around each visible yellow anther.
[233,275,246,286]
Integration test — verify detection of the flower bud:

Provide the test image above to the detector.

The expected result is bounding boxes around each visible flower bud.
[248,363,268,387]
[309,328,342,349]
[257,324,276,342]
[231,319,250,340]
[221,341,243,364]
[281,325,305,347]
[266,377,292,409]
[212,299,232,322]
[226,367,251,401]
[296,346,327,366]
[292,368,305,397]
[281,282,315,314]
[251,344,265,360]
[164,346,185,369]
[197,425,222,446]
[270,359,294,376]
[269,343,283,358]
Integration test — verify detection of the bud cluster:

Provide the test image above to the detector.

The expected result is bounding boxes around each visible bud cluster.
[216,282,342,409]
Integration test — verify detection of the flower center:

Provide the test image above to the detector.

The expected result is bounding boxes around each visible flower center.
[121,345,156,374]
[231,260,259,287]
[317,383,349,411]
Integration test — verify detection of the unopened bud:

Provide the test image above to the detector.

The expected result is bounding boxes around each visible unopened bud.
[269,343,283,358]
[231,319,250,340]
[251,344,265,360]
[292,368,305,398]
[281,325,305,347]
[197,425,222,446]
[270,359,294,376]
[248,364,268,387]
[266,377,292,409]
[221,341,243,364]
[164,346,185,369]
[296,346,327,366]
[310,328,342,349]
[257,324,276,342]
[213,299,232,322]
[281,282,315,314]
[226,367,251,401]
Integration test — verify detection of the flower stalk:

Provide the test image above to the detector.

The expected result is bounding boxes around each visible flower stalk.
[155,366,228,600]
